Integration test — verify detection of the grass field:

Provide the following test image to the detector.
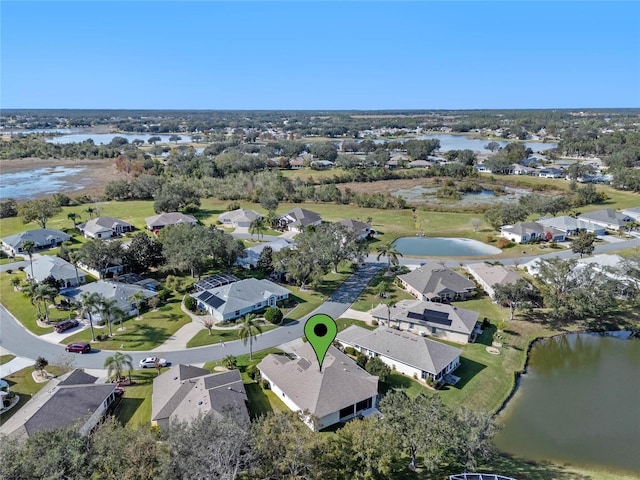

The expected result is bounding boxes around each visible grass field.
[1,272,60,335]
[186,323,277,348]
[61,294,191,350]
[114,368,169,429]
[0,354,16,365]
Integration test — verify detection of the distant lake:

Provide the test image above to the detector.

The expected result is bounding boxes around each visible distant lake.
[1,128,79,134]
[373,134,557,153]
[393,185,530,205]
[0,166,88,200]
[48,133,193,145]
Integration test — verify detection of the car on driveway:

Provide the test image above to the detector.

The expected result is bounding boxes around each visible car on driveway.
[65,342,91,354]
[55,319,80,333]
[139,357,168,368]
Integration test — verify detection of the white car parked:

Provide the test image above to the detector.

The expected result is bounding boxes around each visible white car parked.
[139,357,169,368]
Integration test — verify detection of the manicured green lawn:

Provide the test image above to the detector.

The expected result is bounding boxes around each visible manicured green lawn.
[0,354,16,365]
[186,323,277,348]
[114,369,168,429]
[0,364,67,424]
[62,296,191,351]
[0,256,23,265]
[350,269,415,312]
[335,318,375,332]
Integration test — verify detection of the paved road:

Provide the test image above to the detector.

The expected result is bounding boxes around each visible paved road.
[0,262,385,369]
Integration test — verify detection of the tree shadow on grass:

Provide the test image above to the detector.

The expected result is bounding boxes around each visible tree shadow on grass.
[477,323,497,346]
[478,453,594,480]
[244,382,273,419]
[442,357,486,391]
[114,397,144,426]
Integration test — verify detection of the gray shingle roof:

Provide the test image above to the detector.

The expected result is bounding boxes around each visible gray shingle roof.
[28,255,80,283]
[145,212,197,229]
[58,370,98,386]
[466,263,522,289]
[370,299,479,336]
[152,366,248,424]
[192,278,290,316]
[279,208,322,227]
[338,219,370,234]
[579,209,630,227]
[1,229,71,250]
[218,208,261,224]
[337,326,462,376]
[62,280,156,311]
[398,261,475,297]
[81,217,133,235]
[257,343,378,419]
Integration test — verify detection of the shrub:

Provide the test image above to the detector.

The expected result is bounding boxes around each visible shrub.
[496,237,512,249]
[184,296,197,312]
[356,353,368,368]
[485,234,494,243]
[344,346,356,356]
[246,364,261,381]
[264,307,283,324]
[261,379,270,390]
[34,356,48,372]
[5,269,12,275]
[371,320,379,326]
[157,289,171,302]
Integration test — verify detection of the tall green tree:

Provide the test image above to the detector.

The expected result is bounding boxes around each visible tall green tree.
[492,278,535,321]
[80,292,101,341]
[19,199,62,228]
[67,212,80,228]
[571,231,597,258]
[376,242,403,271]
[249,217,266,240]
[22,240,36,279]
[79,239,124,279]
[238,313,262,360]
[98,296,118,337]
[104,351,133,382]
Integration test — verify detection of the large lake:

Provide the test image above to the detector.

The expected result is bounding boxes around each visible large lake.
[48,133,193,145]
[372,134,557,153]
[495,332,640,475]
[0,166,88,200]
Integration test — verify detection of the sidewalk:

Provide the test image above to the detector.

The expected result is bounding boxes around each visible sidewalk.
[0,346,35,377]
[338,307,375,325]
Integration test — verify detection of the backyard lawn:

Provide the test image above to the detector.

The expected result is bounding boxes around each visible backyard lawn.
[186,323,277,348]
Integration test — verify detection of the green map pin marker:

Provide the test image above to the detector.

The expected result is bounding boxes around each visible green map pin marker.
[304,313,337,372]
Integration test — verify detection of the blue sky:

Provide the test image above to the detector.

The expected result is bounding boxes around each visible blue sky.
[1,1,639,109]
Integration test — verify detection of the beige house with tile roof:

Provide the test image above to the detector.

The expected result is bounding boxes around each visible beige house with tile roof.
[465,263,524,299]
[258,343,379,431]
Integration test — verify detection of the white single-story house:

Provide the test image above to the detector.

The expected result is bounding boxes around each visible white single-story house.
[62,280,157,321]
[407,160,433,169]
[465,263,523,299]
[621,206,640,223]
[1,229,71,256]
[258,343,379,431]
[500,222,566,243]
[370,299,480,344]
[337,219,371,240]
[337,326,462,383]
[578,209,632,231]
[79,217,133,239]
[218,208,262,228]
[192,277,290,322]
[27,255,87,288]
[508,164,536,175]
[0,370,119,439]
[536,216,606,236]
[277,208,322,233]
[398,260,476,302]
[145,212,197,232]
[236,238,295,269]
[152,365,249,430]
[537,167,564,178]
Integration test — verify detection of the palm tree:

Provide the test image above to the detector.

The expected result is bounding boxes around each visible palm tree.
[22,279,42,318]
[10,276,21,290]
[68,250,83,287]
[112,306,128,331]
[104,351,133,382]
[33,284,58,323]
[238,313,263,360]
[98,296,118,337]
[376,242,403,272]
[385,299,397,328]
[266,209,279,230]
[67,212,80,229]
[222,355,238,369]
[22,240,36,280]
[129,291,146,318]
[249,217,266,240]
[79,292,101,341]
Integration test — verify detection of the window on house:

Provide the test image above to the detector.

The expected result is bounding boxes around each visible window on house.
[235,311,240,316]
[432,327,437,334]
[356,398,372,412]
[340,405,355,419]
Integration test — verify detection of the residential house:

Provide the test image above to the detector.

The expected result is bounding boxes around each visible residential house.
[337,326,462,383]
[192,277,290,322]
[578,209,632,232]
[218,208,262,228]
[258,343,379,431]
[145,212,197,232]
[0,370,119,439]
[537,167,564,178]
[62,280,157,321]
[79,217,133,239]
[536,216,606,236]
[27,255,87,288]
[151,365,249,430]
[337,219,371,240]
[474,163,491,173]
[370,299,480,344]
[289,158,306,169]
[508,164,535,175]
[310,160,334,169]
[500,222,566,243]
[236,238,295,269]
[277,207,322,233]
[1,228,71,256]
[407,160,433,169]
[398,260,476,302]
[621,206,640,222]
[465,263,523,299]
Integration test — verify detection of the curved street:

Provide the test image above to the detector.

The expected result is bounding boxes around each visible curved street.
[1,236,638,372]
